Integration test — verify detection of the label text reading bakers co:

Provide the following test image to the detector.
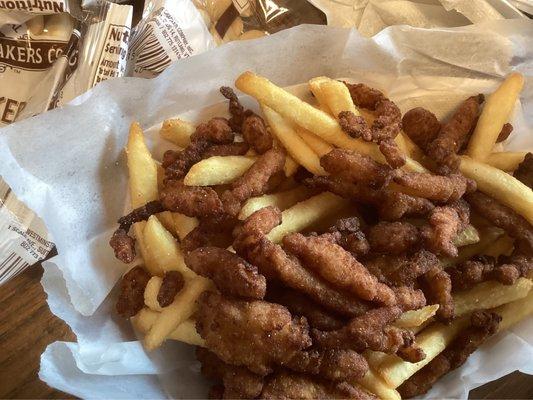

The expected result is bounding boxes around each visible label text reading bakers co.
[0,0,65,13]
[0,37,65,70]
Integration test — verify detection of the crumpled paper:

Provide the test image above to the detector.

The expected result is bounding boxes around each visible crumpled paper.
[307,0,525,36]
[0,21,532,399]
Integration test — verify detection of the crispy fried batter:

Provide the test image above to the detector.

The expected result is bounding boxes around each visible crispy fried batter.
[393,170,473,203]
[286,348,369,382]
[379,138,406,169]
[181,216,236,254]
[514,152,533,189]
[398,310,501,398]
[466,191,533,254]
[421,200,470,257]
[160,180,224,218]
[367,221,419,255]
[266,286,345,331]
[421,267,454,322]
[496,123,513,143]
[313,306,416,357]
[196,291,312,375]
[322,149,391,188]
[234,207,374,317]
[283,233,397,305]
[190,117,234,144]
[157,271,184,307]
[221,148,286,216]
[373,98,403,140]
[392,286,427,312]
[427,94,483,173]
[202,142,250,158]
[185,247,266,299]
[261,370,376,400]
[343,82,384,110]
[339,111,372,141]
[242,112,273,154]
[402,107,441,152]
[116,266,151,318]
[117,200,164,230]
[220,86,245,132]
[328,217,370,257]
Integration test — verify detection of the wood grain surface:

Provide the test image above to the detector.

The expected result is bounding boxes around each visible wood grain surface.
[0,264,531,399]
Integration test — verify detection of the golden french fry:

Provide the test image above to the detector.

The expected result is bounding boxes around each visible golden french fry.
[133,309,205,346]
[237,72,428,173]
[172,213,199,241]
[309,76,359,116]
[486,152,526,171]
[144,215,196,279]
[238,187,311,220]
[145,276,211,350]
[262,105,326,175]
[160,118,195,147]
[441,227,503,267]
[467,73,525,160]
[267,192,349,243]
[126,122,158,208]
[394,304,440,329]
[358,368,401,400]
[284,155,299,177]
[494,290,533,332]
[156,211,177,237]
[459,156,533,224]
[144,276,163,312]
[296,127,334,157]
[377,317,470,388]
[454,277,532,318]
[184,156,255,186]
[453,225,480,247]
[483,234,514,258]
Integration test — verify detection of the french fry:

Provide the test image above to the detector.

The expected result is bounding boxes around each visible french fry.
[494,290,533,332]
[296,126,334,157]
[184,156,255,186]
[440,227,503,267]
[262,105,326,175]
[284,155,299,177]
[454,277,532,318]
[486,152,526,171]
[145,276,211,350]
[309,76,359,116]
[235,72,387,166]
[160,118,195,147]
[267,192,348,243]
[126,122,158,208]
[144,215,196,279]
[377,317,470,388]
[238,186,311,220]
[156,211,178,237]
[483,234,514,258]
[172,213,199,241]
[358,368,401,400]
[467,73,525,160]
[144,276,163,312]
[453,224,480,247]
[394,304,440,329]
[133,308,205,346]
[459,156,533,224]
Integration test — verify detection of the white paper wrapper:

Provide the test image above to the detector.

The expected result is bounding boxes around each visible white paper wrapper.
[0,21,532,399]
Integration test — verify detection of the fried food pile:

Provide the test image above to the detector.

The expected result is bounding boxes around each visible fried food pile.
[110,73,533,399]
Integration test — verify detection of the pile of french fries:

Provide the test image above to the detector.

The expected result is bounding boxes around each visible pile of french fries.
[124,72,532,399]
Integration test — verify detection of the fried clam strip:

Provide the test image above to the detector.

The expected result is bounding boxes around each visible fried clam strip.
[202,142,250,158]
[514,152,533,189]
[157,271,184,307]
[196,291,312,375]
[116,266,151,317]
[266,286,345,331]
[366,221,419,255]
[110,200,164,263]
[181,215,236,253]
[421,200,470,257]
[392,169,475,203]
[426,94,484,174]
[233,206,374,317]
[447,253,532,292]
[327,217,370,258]
[321,148,391,189]
[466,191,533,254]
[220,86,273,153]
[221,148,286,217]
[302,176,434,221]
[398,310,501,398]
[421,266,454,322]
[261,370,377,400]
[185,247,266,299]
[282,233,396,305]
[164,117,234,180]
[312,307,422,362]
[160,180,224,218]
[402,107,441,153]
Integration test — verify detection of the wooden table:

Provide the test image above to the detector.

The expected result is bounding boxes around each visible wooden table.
[0,264,531,399]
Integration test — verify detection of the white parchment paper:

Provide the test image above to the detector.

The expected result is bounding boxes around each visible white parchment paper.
[0,21,532,398]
